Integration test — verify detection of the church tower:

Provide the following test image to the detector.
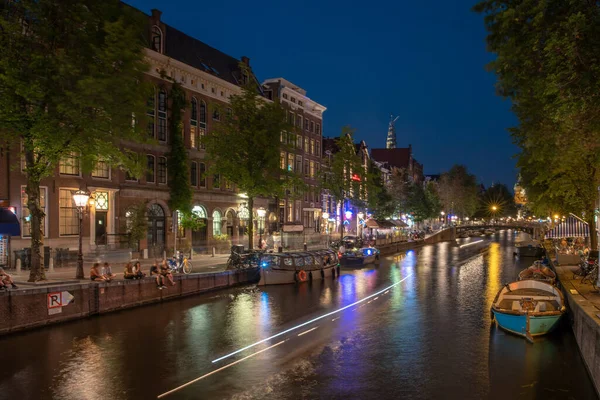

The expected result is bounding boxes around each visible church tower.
[386,115,399,149]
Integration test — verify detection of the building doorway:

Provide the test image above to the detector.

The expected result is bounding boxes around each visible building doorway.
[95,211,107,245]
[226,209,235,237]
[191,205,208,251]
[147,203,165,258]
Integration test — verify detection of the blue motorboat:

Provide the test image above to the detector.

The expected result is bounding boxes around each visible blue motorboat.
[491,280,566,342]
[340,246,380,267]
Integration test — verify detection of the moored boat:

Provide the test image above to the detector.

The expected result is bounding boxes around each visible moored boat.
[515,240,545,257]
[518,261,556,284]
[258,249,339,285]
[484,229,495,235]
[340,247,380,267]
[491,280,566,341]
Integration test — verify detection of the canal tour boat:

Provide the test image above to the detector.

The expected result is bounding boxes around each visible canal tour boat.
[257,249,340,285]
[491,280,566,341]
[339,246,380,267]
[518,261,556,285]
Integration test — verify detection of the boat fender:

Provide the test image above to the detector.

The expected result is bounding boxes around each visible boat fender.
[320,269,325,279]
[298,270,307,282]
[308,271,313,281]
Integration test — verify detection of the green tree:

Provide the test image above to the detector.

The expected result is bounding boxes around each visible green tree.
[126,202,148,248]
[0,1,150,281]
[438,165,479,219]
[202,65,299,249]
[476,183,517,220]
[387,168,412,217]
[474,0,600,249]
[321,127,364,239]
[367,161,395,219]
[404,182,442,226]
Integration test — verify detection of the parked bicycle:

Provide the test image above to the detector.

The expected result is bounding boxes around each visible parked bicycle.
[168,251,193,274]
[574,255,598,289]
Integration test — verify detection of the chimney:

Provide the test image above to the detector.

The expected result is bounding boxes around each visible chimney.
[241,56,250,67]
[151,9,162,21]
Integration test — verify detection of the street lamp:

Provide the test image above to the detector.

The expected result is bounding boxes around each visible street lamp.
[322,212,329,247]
[72,189,90,280]
[257,207,266,249]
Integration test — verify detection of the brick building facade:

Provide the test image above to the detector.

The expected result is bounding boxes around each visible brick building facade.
[0,7,271,265]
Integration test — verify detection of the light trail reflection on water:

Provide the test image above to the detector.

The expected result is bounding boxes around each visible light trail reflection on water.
[0,231,597,400]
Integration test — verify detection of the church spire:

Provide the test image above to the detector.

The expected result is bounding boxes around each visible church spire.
[386,115,399,149]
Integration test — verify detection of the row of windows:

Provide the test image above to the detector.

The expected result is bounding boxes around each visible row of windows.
[303,185,321,204]
[144,155,168,184]
[279,152,320,179]
[280,132,321,156]
[282,93,303,107]
[287,111,320,135]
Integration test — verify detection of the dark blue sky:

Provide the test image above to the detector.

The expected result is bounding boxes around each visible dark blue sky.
[125,0,519,187]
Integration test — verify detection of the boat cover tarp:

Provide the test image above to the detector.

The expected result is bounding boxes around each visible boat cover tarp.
[544,213,589,239]
[365,219,396,229]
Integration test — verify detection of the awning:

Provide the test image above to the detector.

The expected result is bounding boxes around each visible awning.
[0,208,20,236]
[391,219,408,228]
[545,213,590,239]
[365,219,396,229]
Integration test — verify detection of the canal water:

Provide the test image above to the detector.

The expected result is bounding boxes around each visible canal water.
[0,230,596,400]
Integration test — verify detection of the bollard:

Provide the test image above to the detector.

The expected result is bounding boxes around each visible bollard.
[163,250,167,260]
[49,257,54,273]
[142,249,148,259]
[303,243,307,251]
[16,258,21,273]
[212,247,216,257]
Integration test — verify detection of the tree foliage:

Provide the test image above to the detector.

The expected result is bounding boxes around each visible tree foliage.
[126,202,148,248]
[474,0,600,248]
[0,0,150,281]
[437,165,479,218]
[202,65,299,249]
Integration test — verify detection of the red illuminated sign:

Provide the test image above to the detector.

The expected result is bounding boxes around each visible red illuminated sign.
[351,174,361,182]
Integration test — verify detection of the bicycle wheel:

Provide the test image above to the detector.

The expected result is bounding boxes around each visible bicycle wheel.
[183,260,193,274]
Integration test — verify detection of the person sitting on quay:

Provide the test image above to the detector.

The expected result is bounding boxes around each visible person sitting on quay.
[150,260,166,289]
[160,259,175,286]
[133,261,146,279]
[123,262,141,280]
[102,262,116,280]
[0,267,17,289]
[90,263,108,282]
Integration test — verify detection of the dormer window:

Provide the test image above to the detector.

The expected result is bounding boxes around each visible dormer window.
[151,26,163,54]
[298,101,303,107]
[282,93,288,100]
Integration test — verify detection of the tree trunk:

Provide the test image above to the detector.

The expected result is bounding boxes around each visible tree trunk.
[339,200,344,242]
[248,197,254,250]
[587,208,597,251]
[25,149,46,282]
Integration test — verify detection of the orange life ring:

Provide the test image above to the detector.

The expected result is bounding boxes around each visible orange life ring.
[298,270,307,282]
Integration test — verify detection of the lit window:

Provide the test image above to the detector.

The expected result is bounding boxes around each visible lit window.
[280,152,286,170]
[287,153,294,172]
[146,155,155,183]
[310,139,315,155]
[316,123,321,135]
[59,189,79,236]
[147,89,155,138]
[59,152,80,175]
[304,137,309,151]
[92,158,110,179]
[21,186,47,238]
[199,100,206,150]
[213,210,222,236]
[190,98,198,149]
[157,156,167,184]
[310,161,315,178]
[94,191,109,210]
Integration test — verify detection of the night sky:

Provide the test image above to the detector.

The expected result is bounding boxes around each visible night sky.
[124,0,519,188]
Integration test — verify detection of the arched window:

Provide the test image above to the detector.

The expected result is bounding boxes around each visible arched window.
[146,87,156,138]
[157,89,167,142]
[152,26,163,53]
[190,98,198,148]
[192,205,207,219]
[199,100,206,150]
[212,210,222,236]
[146,154,155,183]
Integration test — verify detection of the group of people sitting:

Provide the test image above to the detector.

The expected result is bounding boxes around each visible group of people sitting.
[0,267,17,290]
[89,259,175,289]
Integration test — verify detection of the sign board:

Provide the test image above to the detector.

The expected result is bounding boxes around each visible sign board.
[47,291,75,315]
[282,224,304,233]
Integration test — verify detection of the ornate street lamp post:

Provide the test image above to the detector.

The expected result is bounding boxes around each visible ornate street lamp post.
[257,207,266,249]
[72,189,90,280]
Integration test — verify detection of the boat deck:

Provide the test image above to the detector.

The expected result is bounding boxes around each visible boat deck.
[497,288,561,312]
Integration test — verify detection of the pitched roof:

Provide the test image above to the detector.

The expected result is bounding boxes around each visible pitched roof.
[370,148,411,169]
[164,25,250,88]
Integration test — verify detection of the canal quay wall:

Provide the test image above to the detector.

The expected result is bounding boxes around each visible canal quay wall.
[550,255,600,396]
[0,268,260,336]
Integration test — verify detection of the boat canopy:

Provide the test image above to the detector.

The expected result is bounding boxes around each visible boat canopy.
[544,213,590,239]
[365,219,397,229]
